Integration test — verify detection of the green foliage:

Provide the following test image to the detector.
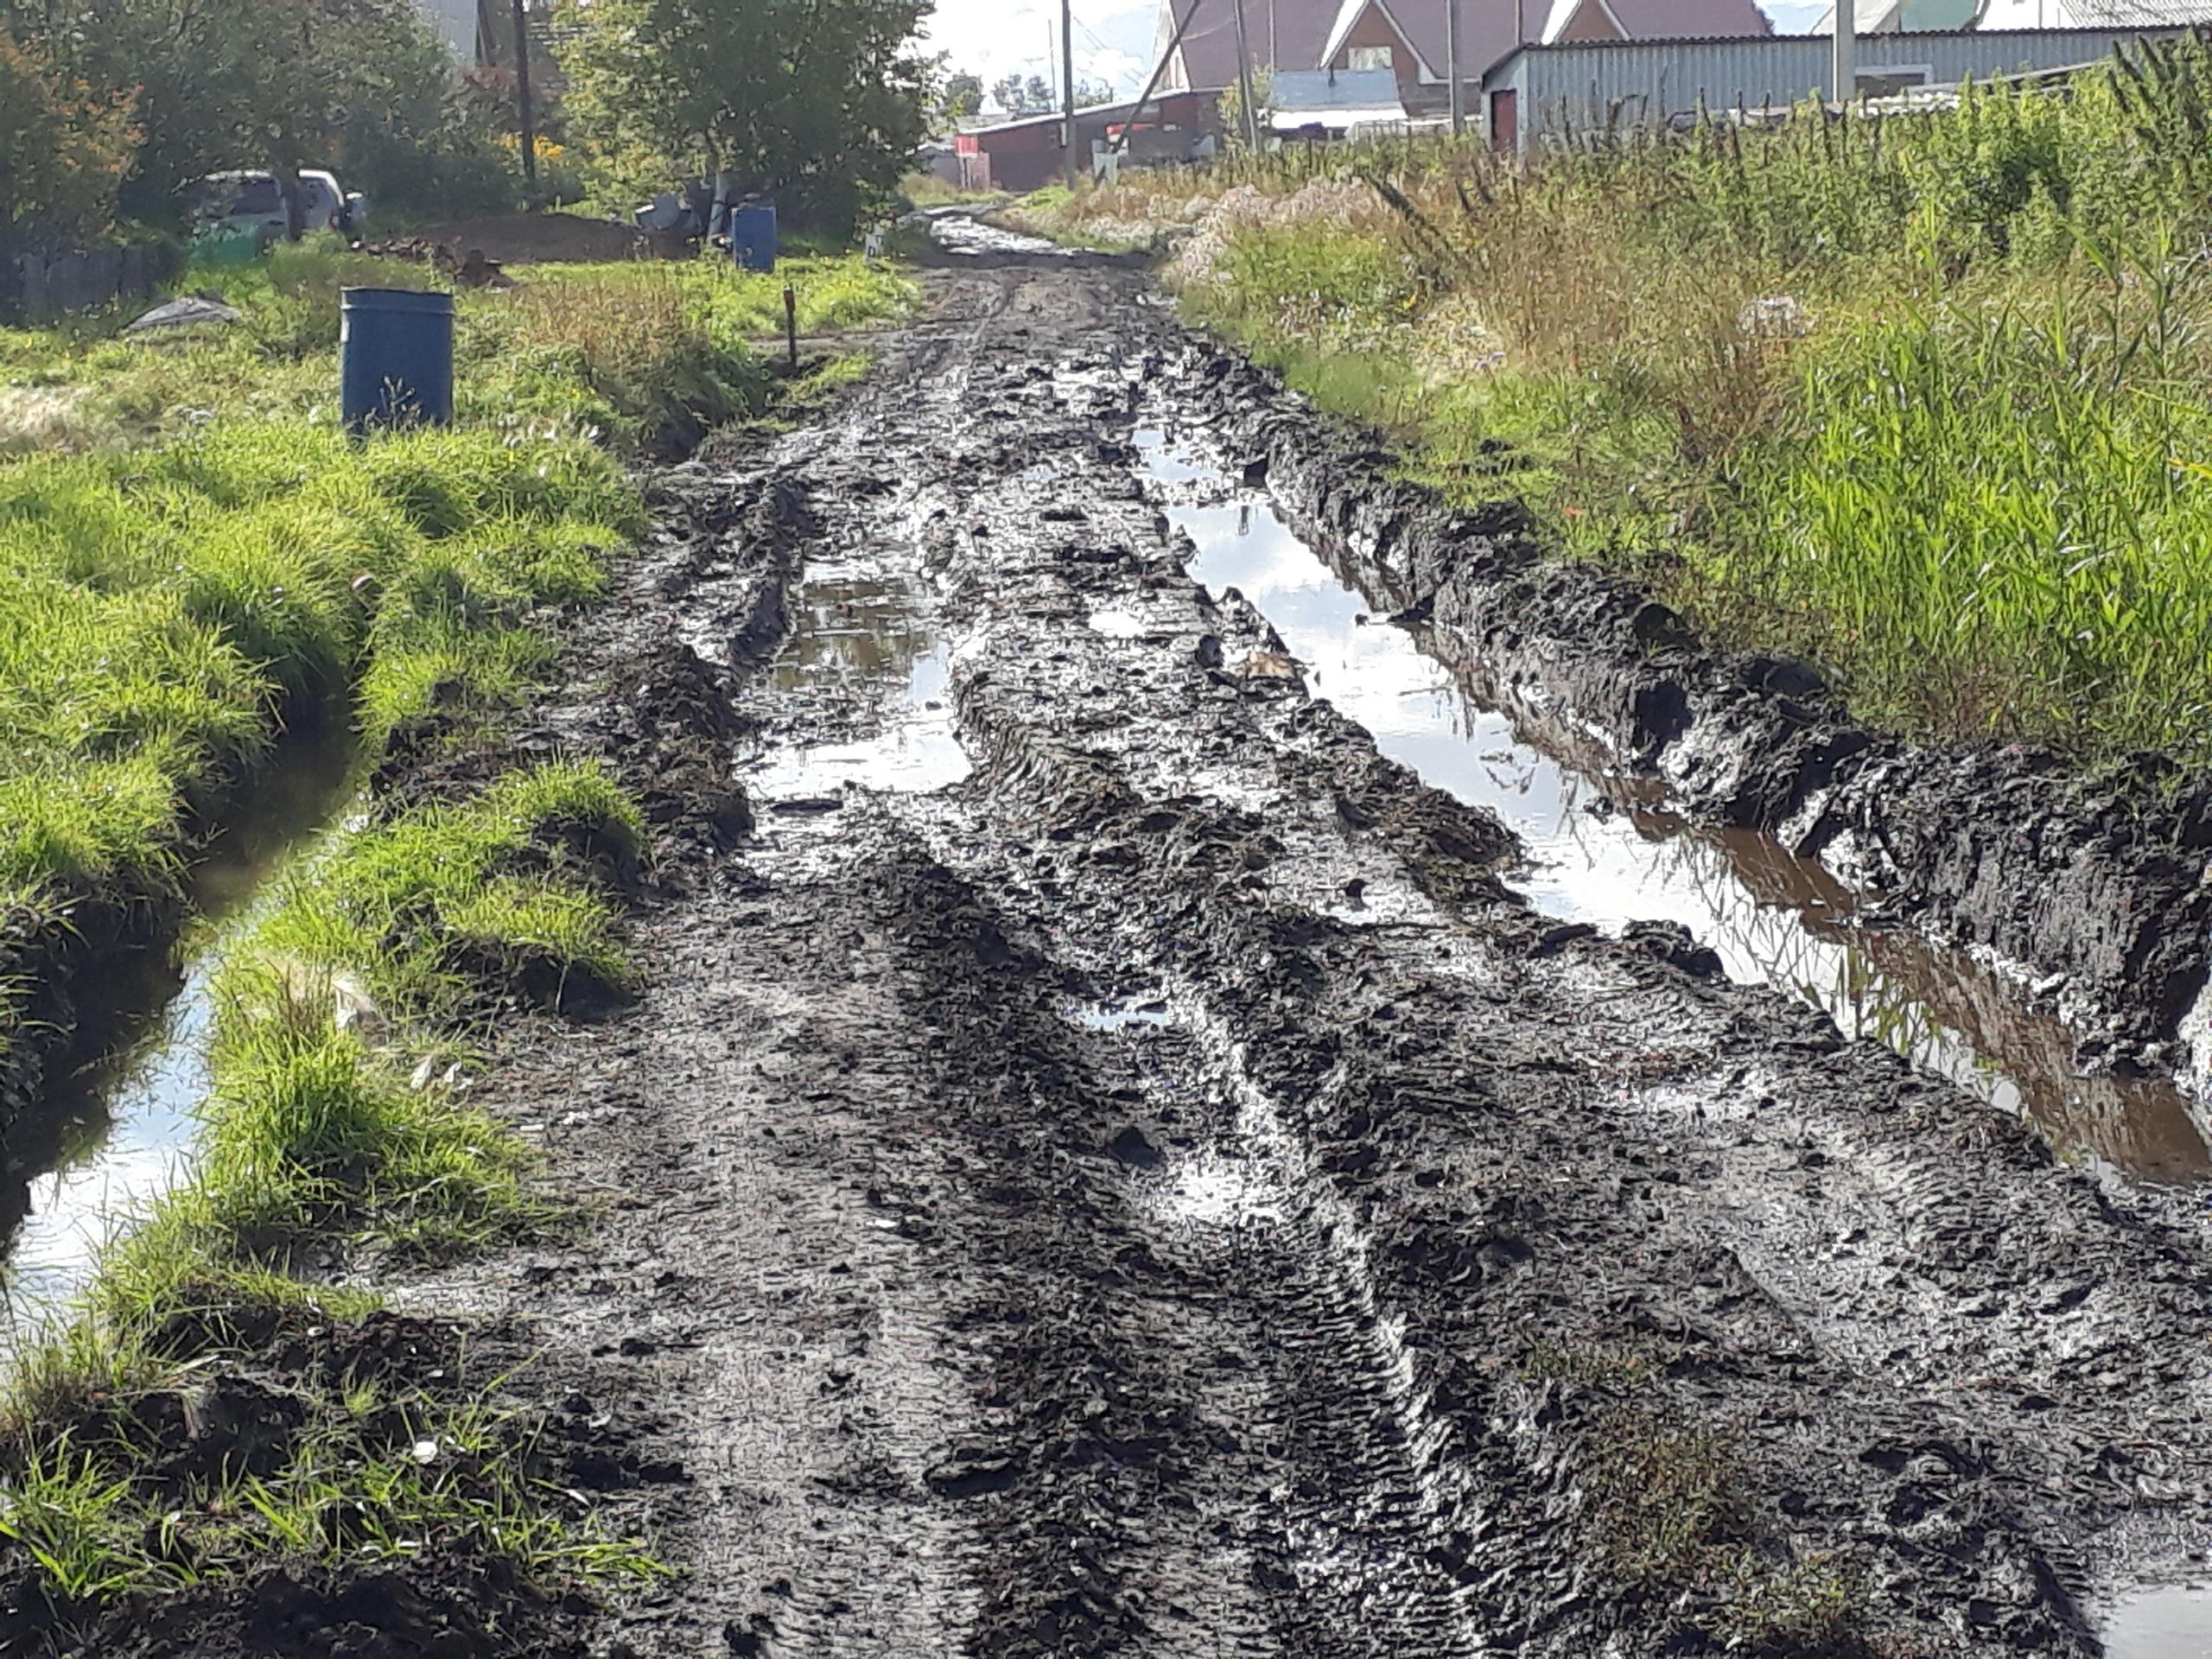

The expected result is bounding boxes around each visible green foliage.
[0,412,633,909]
[3,0,517,232]
[0,25,137,248]
[554,0,933,233]
[247,760,644,1026]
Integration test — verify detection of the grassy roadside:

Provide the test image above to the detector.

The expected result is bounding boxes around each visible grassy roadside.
[1025,36,2212,769]
[0,234,914,1631]
[0,239,912,1091]
[1,762,660,1622]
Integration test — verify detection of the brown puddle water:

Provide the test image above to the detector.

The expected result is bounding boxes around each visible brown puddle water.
[747,560,969,802]
[1135,427,2212,1187]
[1,728,358,1320]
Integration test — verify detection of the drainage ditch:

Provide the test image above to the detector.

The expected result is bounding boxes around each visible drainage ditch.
[0,731,357,1319]
[1137,423,2212,1188]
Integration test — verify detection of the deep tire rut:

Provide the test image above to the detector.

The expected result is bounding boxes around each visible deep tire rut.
[431,251,2212,1658]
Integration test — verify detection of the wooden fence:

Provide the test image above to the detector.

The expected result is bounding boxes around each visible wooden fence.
[6,239,180,323]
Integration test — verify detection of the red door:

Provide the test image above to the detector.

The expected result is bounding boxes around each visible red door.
[1490,89,1518,151]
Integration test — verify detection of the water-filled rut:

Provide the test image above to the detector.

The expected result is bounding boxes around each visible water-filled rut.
[1137,423,2212,1186]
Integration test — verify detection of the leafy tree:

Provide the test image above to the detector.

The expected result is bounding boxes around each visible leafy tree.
[6,0,511,231]
[557,0,931,233]
[1024,73,1051,112]
[0,24,136,251]
[942,70,982,124]
[1075,76,1114,108]
[991,73,1027,115]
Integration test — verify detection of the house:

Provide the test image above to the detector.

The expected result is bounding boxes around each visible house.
[1480,22,2189,149]
[1154,0,1770,111]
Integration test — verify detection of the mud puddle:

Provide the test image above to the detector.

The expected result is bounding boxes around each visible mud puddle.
[2105,1586,2212,1659]
[1137,428,2212,1185]
[1,730,356,1318]
[747,560,968,804]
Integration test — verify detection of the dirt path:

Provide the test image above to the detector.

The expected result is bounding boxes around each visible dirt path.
[429,244,2212,1657]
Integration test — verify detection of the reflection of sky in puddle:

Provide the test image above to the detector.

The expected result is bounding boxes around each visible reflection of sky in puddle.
[1158,1152,1283,1228]
[2103,1586,2212,1659]
[1071,1002,1172,1030]
[751,571,970,798]
[4,735,356,1320]
[1138,430,2212,1184]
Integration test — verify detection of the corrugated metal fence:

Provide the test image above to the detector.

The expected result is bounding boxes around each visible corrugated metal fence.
[1491,26,2183,149]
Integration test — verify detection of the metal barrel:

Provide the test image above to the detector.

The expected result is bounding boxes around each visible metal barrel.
[731,202,779,273]
[340,287,454,434]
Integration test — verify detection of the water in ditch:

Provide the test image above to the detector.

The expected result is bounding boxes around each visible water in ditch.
[0,728,357,1319]
[1135,427,2212,1187]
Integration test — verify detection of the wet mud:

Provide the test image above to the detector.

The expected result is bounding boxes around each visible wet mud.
[1169,347,2212,1086]
[395,235,2212,1658]
[1135,427,2212,1185]
[16,230,2212,1656]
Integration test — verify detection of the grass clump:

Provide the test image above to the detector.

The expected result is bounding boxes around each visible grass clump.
[0,423,636,928]
[0,760,657,1616]
[1527,1344,1872,1654]
[1056,34,2212,769]
[249,760,644,1027]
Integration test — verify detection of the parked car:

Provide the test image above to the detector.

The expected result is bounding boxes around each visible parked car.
[188,169,368,248]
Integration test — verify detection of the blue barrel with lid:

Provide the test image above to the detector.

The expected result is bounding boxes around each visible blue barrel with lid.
[731,201,778,273]
[340,287,454,433]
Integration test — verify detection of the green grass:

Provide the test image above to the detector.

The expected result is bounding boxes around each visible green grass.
[0,423,637,916]
[0,238,918,458]
[0,760,656,1611]
[1058,35,2212,771]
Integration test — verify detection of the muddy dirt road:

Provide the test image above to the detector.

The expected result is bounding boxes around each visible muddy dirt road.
[444,236,2212,1657]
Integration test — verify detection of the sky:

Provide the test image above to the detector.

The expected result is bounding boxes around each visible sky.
[918,0,1161,104]
[920,0,1827,109]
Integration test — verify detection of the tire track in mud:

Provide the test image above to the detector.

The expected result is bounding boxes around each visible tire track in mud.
[437,251,2212,1658]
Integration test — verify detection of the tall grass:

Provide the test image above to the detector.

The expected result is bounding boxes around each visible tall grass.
[1050,32,2212,766]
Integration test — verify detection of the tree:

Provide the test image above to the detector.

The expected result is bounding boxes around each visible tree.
[992,73,1027,115]
[1024,73,1051,112]
[557,0,931,234]
[1218,66,1274,146]
[4,0,507,232]
[0,25,136,252]
[942,70,982,124]
[1075,76,1113,108]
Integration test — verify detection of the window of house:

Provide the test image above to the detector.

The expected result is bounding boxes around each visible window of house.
[1348,46,1394,71]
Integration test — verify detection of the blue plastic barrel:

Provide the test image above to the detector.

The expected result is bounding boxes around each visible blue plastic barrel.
[340,287,454,434]
[731,202,778,273]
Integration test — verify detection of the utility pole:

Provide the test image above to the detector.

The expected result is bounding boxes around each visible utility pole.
[1832,0,1855,107]
[1062,0,1080,187]
[512,0,536,185]
[1447,0,1465,135]
[1231,0,1261,149]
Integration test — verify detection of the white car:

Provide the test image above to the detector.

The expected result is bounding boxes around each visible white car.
[190,169,368,245]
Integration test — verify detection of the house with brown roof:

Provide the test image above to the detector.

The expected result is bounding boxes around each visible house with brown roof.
[1155,0,1771,109]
